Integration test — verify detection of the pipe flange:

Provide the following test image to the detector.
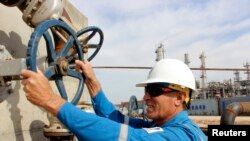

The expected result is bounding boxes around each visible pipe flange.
[22,0,63,27]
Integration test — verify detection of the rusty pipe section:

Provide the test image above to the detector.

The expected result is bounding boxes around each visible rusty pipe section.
[220,102,250,125]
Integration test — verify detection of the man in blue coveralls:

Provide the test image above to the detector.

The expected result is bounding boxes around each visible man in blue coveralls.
[21,58,207,141]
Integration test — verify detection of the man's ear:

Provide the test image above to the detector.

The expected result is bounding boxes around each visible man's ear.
[175,92,186,106]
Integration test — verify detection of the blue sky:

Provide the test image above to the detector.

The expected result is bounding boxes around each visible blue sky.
[70,0,250,104]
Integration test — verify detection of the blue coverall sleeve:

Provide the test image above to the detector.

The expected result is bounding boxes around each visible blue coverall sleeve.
[91,90,153,128]
[57,102,174,141]
[91,90,130,124]
[91,90,117,118]
[58,103,121,140]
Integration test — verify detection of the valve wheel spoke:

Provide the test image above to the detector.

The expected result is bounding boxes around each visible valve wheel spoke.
[55,77,68,100]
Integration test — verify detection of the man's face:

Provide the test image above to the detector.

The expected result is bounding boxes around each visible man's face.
[143,91,180,125]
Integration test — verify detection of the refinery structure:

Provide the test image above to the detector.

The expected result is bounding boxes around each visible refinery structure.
[192,52,250,100]
[155,44,250,100]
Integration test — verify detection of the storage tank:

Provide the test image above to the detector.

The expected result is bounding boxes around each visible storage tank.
[188,99,219,115]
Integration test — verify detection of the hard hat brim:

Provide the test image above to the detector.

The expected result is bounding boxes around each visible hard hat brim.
[136,79,168,87]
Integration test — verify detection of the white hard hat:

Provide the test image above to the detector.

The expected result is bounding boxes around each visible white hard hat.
[136,58,197,106]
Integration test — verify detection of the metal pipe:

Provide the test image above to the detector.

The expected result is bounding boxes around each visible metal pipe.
[220,102,250,125]
[91,66,250,71]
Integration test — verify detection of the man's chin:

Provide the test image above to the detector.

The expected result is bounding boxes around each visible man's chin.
[146,113,155,119]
